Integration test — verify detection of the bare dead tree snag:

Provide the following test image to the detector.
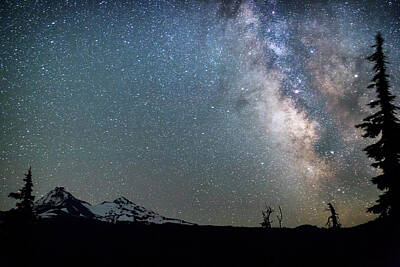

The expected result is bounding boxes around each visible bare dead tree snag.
[260,205,274,228]
[325,203,341,229]
[276,206,283,228]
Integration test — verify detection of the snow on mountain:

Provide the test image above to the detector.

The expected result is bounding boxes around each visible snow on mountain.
[88,196,192,225]
[34,187,193,225]
[34,187,94,218]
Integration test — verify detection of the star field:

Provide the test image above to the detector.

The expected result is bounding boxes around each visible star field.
[1,0,400,227]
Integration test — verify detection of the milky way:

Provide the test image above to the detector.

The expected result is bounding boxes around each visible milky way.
[1,0,400,227]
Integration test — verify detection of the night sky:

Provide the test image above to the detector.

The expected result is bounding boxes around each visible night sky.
[1,0,400,227]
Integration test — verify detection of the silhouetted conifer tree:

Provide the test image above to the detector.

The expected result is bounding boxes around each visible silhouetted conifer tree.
[356,32,400,220]
[9,167,35,219]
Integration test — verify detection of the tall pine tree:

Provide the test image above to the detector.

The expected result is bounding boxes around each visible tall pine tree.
[356,32,400,220]
[9,167,35,218]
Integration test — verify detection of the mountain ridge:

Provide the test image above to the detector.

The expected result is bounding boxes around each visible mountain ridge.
[33,187,194,225]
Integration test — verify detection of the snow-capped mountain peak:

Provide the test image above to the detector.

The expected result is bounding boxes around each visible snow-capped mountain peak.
[34,187,94,218]
[35,187,76,206]
[34,187,194,225]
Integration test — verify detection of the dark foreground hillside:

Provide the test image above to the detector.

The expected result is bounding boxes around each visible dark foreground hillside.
[0,217,399,267]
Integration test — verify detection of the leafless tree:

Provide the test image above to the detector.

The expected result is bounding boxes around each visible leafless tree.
[325,203,341,229]
[276,206,283,228]
[260,205,274,228]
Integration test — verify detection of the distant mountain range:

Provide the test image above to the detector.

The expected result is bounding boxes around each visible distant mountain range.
[32,187,194,225]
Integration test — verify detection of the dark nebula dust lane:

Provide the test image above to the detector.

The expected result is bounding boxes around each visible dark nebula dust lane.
[1,0,400,227]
